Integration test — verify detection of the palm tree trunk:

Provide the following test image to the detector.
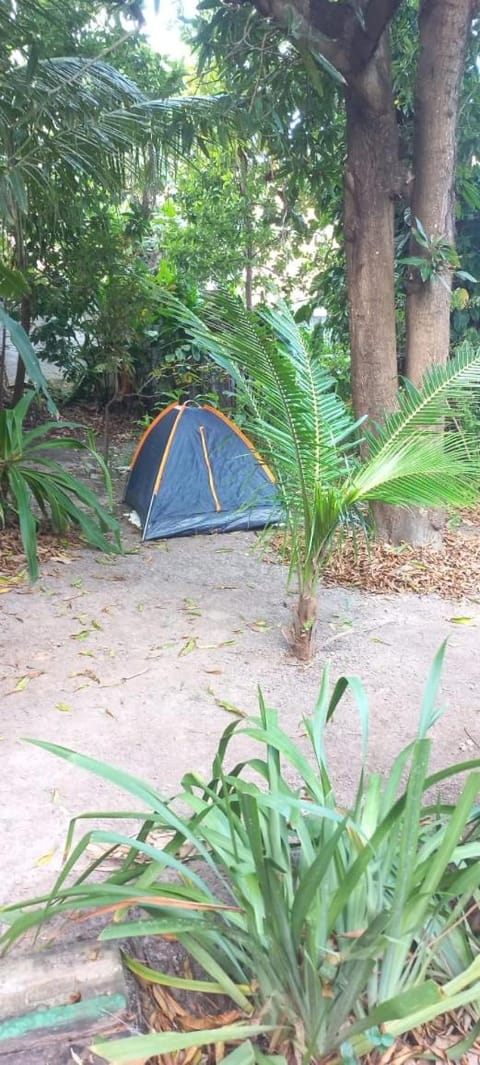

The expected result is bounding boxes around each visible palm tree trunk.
[291,591,318,661]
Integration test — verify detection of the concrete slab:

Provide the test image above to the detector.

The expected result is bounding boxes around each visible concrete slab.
[0,941,130,1061]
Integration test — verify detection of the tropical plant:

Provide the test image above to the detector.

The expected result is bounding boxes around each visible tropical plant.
[0,302,58,415]
[2,646,480,1064]
[0,391,121,579]
[0,0,244,401]
[160,293,480,659]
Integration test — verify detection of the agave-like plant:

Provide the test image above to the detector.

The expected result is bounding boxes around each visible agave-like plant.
[0,391,121,579]
[162,293,480,659]
[2,646,480,1064]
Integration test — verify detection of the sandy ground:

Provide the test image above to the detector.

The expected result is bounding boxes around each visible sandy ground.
[1,516,480,911]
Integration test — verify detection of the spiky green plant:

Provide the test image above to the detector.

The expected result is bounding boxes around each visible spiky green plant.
[1,645,480,1065]
[0,391,121,579]
[161,293,480,658]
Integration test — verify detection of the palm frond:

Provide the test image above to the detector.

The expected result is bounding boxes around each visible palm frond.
[350,344,480,509]
[0,49,244,224]
[366,344,480,452]
[163,291,358,508]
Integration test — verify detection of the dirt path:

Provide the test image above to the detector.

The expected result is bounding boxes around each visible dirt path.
[2,523,480,908]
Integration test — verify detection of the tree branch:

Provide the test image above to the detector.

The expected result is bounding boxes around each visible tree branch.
[350,0,405,72]
[249,0,405,84]
[250,0,351,75]
[308,0,356,39]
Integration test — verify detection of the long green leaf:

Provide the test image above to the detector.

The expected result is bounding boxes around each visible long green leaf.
[93,1024,273,1064]
[0,305,58,415]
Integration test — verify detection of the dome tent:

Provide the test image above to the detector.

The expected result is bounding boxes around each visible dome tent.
[124,402,281,541]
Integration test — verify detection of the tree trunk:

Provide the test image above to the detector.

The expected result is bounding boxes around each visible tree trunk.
[398,0,475,545]
[405,0,475,385]
[344,34,399,427]
[0,326,7,410]
[345,34,408,543]
[238,149,254,310]
[245,251,254,312]
[11,218,30,407]
[11,293,31,406]
[290,591,317,661]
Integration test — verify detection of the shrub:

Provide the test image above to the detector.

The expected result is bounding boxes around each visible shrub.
[0,392,121,579]
[2,646,480,1064]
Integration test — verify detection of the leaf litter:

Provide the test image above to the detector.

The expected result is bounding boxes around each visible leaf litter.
[268,506,480,600]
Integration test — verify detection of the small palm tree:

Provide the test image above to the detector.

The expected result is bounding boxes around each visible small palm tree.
[163,292,480,659]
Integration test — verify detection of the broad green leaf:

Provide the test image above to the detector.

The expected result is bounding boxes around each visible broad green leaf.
[0,263,30,299]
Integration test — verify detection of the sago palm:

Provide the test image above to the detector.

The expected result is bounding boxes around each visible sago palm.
[163,292,480,659]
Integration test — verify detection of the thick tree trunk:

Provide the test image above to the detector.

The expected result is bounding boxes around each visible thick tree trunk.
[344,35,407,543]
[405,0,474,385]
[398,0,475,545]
[344,35,399,427]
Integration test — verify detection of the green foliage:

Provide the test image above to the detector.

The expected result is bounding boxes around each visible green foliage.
[0,263,30,300]
[2,647,480,1064]
[0,304,58,415]
[154,146,309,301]
[189,0,480,352]
[189,0,350,343]
[0,392,121,579]
[0,0,245,401]
[400,218,476,290]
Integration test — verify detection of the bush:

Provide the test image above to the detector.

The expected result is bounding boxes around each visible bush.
[0,392,121,579]
[2,646,480,1064]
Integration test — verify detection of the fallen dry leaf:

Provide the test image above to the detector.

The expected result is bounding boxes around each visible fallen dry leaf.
[268,506,480,600]
[214,697,247,718]
[35,848,57,866]
[6,675,29,694]
[179,637,198,657]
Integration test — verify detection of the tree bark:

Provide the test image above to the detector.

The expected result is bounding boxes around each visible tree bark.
[396,0,475,545]
[291,591,317,661]
[238,149,254,310]
[0,325,7,410]
[11,293,31,406]
[11,219,30,407]
[344,34,399,426]
[405,0,475,383]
